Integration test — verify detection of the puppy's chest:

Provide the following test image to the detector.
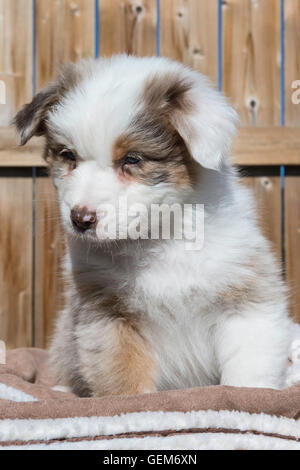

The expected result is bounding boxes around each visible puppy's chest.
[73,258,220,388]
[141,304,219,389]
[130,277,220,388]
[130,268,215,322]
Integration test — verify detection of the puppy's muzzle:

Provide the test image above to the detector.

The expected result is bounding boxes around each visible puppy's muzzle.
[71,206,97,232]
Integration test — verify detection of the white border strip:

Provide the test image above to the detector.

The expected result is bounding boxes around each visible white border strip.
[3,432,300,451]
[0,384,37,403]
[0,409,300,443]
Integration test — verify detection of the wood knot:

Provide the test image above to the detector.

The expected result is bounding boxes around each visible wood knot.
[262,178,271,189]
[134,4,143,15]
[70,3,80,16]
[193,48,204,57]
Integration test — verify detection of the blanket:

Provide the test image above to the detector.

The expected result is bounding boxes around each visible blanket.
[0,326,300,450]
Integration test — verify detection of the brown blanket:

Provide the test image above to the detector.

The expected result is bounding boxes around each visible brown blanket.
[0,348,300,450]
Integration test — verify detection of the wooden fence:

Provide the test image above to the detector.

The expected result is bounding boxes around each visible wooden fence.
[0,0,300,349]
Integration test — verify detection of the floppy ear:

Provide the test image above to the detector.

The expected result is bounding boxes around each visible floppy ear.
[13,63,80,145]
[13,83,60,145]
[170,75,238,171]
[145,70,238,171]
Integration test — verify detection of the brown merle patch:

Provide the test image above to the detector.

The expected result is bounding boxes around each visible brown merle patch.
[113,72,198,188]
[42,129,79,173]
[143,71,193,114]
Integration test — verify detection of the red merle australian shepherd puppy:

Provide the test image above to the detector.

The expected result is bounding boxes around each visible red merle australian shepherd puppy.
[14,55,292,396]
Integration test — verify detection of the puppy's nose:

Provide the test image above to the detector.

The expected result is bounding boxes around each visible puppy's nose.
[70,206,97,232]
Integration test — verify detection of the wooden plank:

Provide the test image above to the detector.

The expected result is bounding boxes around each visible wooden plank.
[241,168,282,262]
[285,0,300,323]
[222,0,281,126]
[0,127,45,166]
[0,0,33,126]
[223,0,282,264]
[285,169,300,323]
[35,0,95,345]
[36,0,95,89]
[0,1,33,347]
[0,169,32,348]
[34,172,65,348]
[231,127,300,166]
[285,0,300,127]
[99,0,156,56]
[160,0,218,83]
[0,150,45,168]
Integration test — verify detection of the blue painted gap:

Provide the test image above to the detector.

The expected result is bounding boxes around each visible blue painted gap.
[218,0,222,91]
[156,0,160,57]
[32,0,37,347]
[95,0,100,58]
[280,0,286,275]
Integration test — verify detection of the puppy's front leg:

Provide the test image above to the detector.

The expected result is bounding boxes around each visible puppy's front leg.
[215,306,291,389]
[76,318,157,397]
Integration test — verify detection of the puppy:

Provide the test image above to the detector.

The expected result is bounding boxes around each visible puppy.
[14,55,292,396]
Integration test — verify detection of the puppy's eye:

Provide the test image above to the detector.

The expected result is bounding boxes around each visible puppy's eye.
[60,149,76,162]
[123,153,141,165]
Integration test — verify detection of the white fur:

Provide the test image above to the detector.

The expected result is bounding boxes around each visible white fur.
[43,55,293,391]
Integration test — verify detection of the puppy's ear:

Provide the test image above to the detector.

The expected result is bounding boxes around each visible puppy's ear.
[172,77,238,170]
[13,83,60,145]
[13,63,79,145]
[146,71,238,171]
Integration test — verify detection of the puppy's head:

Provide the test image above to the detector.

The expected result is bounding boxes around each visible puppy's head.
[14,56,237,242]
